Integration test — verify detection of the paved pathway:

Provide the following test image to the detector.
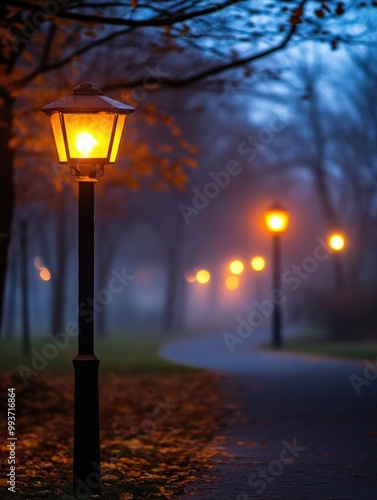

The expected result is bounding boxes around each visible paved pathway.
[160,329,377,499]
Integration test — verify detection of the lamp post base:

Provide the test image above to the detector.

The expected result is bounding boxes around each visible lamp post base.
[73,355,101,497]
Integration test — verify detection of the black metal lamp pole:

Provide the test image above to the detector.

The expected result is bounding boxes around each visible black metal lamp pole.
[272,233,282,349]
[73,179,101,496]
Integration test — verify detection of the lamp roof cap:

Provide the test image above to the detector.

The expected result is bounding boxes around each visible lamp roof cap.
[41,81,135,115]
[266,201,287,212]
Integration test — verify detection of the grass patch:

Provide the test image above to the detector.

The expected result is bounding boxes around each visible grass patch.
[0,334,198,375]
[267,336,377,360]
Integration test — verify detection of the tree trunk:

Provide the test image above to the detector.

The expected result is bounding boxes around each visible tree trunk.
[174,276,188,333]
[3,238,18,340]
[19,220,31,356]
[0,90,15,336]
[308,83,345,289]
[95,222,119,339]
[162,221,183,334]
[308,84,338,227]
[51,189,69,336]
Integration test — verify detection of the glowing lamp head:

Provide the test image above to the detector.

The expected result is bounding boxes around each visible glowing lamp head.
[264,203,289,233]
[196,269,211,284]
[41,81,135,166]
[251,256,266,271]
[328,233,345,251]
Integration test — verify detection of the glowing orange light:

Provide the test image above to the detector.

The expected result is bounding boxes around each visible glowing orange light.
[229,260,244,275]
[225,275,240,290]
[251,256,266,271]
[184,269,196,283]
[39,267,51,281]
[328,233,345,251]
[76,132,97,157]
[264,205,289,233]
[196,269,211,284]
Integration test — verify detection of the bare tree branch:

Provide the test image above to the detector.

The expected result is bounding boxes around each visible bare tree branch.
[103,0,308,91]
[4,0,245,27]
[15,26,134,87]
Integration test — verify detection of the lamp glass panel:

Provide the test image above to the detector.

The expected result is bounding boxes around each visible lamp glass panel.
[109,115,126,163]
[63,112,115,160]
[50,112,67,162]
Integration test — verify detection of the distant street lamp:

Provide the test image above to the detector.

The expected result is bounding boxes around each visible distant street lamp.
[264,203,289,348]
[328,232,346,288]
[42,82,134,496]
[250,256,266,301]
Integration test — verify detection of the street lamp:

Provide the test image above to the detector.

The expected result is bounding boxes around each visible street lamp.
[250,256,266,302]
[264,203,289,348]
[328,232,346,289]
[42,81,134,496]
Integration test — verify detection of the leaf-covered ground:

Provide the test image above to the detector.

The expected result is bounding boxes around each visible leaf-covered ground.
[0,370,226,499]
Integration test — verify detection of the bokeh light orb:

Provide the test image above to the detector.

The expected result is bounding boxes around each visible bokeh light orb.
[196,269,211,284]
[34,256,44,270]
[251,256,266,271]
[229,260,244,275]
[225,276,240,290]
[184,269,196,283]
[40,267,51,281]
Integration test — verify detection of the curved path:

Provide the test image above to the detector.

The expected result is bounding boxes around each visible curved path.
[160,329,377,499]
